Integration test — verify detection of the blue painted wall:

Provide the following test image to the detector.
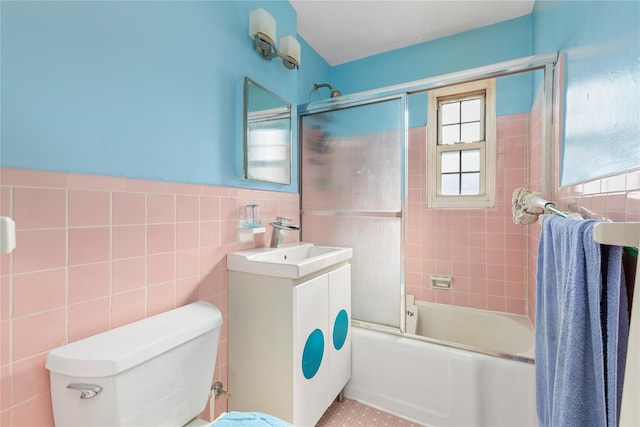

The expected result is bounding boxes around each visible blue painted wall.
[297,37,331,105]
[326,15,534,129]
[532,0,640,185]
[331,15,532,96]
[3,1,637,190]
[1,0,303,192]
[298,15,534,137]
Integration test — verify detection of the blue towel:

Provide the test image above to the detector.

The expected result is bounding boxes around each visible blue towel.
[603,243,629,427]
[535,216,629,427]
[213,412,293,427]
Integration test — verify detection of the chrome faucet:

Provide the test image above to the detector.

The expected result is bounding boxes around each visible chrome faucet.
[270,217,301,248]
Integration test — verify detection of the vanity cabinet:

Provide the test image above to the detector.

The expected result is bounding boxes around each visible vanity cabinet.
[228,263,351,426]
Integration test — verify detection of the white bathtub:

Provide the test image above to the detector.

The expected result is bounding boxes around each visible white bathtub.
[344,301,537,427]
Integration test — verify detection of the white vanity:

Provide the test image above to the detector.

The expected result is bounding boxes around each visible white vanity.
[227,243,353,427]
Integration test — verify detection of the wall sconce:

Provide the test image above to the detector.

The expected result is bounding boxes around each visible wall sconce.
[249,8,301,70]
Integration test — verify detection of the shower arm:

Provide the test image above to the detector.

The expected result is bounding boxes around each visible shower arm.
[312,83,341,99]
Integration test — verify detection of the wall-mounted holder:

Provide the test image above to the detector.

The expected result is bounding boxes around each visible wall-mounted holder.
[0,217,16,254]
[430,274,452,290]
[238,220,266,243]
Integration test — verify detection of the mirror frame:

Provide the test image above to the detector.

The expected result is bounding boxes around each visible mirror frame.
[243,77,292,185]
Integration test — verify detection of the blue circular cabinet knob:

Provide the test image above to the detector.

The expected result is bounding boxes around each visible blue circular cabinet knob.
[301,329,324,379]
[333,309,349,350]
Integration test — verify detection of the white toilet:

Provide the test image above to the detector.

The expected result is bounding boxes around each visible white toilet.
[45,301,237,427]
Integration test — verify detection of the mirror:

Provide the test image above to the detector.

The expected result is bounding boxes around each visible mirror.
[243,77,292,184]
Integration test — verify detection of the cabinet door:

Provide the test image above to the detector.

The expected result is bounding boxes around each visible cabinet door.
[293,275,329,427]
[328,264,352,401]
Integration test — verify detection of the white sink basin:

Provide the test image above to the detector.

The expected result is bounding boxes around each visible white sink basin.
[227,243,352,279]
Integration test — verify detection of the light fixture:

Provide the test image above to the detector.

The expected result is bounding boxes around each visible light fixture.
[249,8,301,70]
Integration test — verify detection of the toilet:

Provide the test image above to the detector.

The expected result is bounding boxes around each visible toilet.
[45,301,290,427]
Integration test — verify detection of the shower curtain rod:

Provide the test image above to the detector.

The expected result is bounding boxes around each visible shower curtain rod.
[298,51,558,115]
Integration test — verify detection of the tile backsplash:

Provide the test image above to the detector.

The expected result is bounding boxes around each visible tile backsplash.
[0,167,299,426]
[406,114,530,315]
[1,156,637,425]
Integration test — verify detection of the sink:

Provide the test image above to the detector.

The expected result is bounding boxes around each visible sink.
[227,243,352,279]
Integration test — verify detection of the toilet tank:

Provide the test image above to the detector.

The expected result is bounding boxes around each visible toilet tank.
[46,301,223,427]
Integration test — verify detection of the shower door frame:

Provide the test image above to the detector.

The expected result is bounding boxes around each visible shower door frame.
[298,51,559,333]
[298,93,409,331]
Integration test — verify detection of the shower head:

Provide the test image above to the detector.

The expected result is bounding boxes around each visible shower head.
[312,83,342,98]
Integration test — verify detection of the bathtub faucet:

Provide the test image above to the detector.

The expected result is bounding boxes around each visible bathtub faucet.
[270,217,301,248]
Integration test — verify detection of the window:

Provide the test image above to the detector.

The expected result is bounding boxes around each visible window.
[427,79,496,208]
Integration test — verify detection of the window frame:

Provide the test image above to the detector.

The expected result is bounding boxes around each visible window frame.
[427,79,496,209]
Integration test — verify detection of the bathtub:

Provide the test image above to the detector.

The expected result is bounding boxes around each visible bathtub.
[344,301,537,427]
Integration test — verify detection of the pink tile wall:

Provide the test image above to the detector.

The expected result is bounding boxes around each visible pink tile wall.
[0,167,299,426]
[526,67,640,326]
[406,114,529,315]
[526,171,640,325]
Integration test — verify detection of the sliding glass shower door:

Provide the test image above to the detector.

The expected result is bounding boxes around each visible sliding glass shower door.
[299,96,406,329]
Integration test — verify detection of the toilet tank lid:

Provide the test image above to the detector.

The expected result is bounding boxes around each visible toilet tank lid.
[46,301,223,378]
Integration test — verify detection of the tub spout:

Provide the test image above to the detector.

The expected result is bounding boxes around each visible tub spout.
[270,217,300,248]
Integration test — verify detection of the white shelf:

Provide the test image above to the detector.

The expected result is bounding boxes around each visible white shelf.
[238,226,266,234]
[238,220,266,233]
[592,222,640,247]
[238,221,266,242]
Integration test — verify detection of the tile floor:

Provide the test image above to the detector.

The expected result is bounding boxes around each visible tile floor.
[316,398,424,426]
